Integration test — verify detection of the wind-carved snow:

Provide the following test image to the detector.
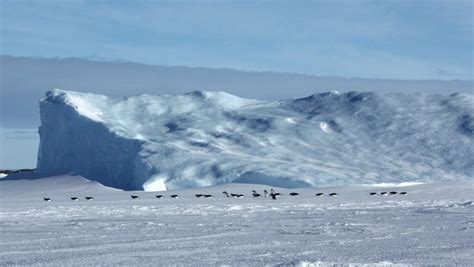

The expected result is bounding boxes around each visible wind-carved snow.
[319,122,332,133]
[365,182,425,187]
[37,89,474,191]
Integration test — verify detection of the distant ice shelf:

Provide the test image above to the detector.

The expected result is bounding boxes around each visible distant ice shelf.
[37,89,474,191]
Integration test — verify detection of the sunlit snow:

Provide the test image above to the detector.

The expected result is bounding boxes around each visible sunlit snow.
[0,174,472,265]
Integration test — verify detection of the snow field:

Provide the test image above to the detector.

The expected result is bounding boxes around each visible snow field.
[1,176,473,266]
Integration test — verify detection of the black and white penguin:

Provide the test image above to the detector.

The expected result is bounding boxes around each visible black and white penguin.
[400,192,407,195]
[316,193,324,196]
[389,191,397,195]
[222,191,230,198]
[204,194,213,198]
[252,190,262,198]
[155,195,164,199]
[195,194,204,198]
[70,197,79,201]
[43,197,51,202]
[264,190,268,198]
[329,193,338,196]
[85,197,94,201]
[131,195,140,199]
[289,192,299,196]
[170,194,179,198]
[380,192,388,195]
[369,192,377,196]
[270,189,281,199]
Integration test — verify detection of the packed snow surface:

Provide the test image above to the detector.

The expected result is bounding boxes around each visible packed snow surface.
[0,174,473,265]
[37,89,473,191]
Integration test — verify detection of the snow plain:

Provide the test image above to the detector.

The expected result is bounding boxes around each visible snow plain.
[1,174,473,266]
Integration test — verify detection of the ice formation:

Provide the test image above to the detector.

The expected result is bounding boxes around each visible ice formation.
[37,89,474,190]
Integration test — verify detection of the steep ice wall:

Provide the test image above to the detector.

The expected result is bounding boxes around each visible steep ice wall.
[37,89,474,191]
[37,91,147,190]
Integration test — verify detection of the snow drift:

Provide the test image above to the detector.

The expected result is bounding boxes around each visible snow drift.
[37,89,474,191]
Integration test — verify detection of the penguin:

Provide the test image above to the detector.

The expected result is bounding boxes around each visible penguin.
[222,191,230,198]
[204,194,213,198]
[369,192,377,196]
[252,190,262,198]
[329,193,338,196]
[400,192,407,195]
[170,194,179,198]
[316,193,324,196]
[270,189,281,199]
[43,197,51,202]
[85,197,94,201]
[195,194,204,198]
[270,189,281,196]
[70,197,79,201]
[155,195,164,199]
[289,192,299,196]
[389,191,397,195]
[380,192,388,195]
[264,190,268,198]
[131,195,140,199]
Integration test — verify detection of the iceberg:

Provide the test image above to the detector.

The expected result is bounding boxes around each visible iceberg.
[37,89,474,190]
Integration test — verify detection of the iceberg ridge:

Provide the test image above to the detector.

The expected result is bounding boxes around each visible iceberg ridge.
[37,90,474,191]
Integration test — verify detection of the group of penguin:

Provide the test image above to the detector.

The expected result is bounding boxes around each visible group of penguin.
[244,189,338,199]
[132,194,179,199]
[43,196,94,202]
[369,191,407,195]
[43,189,407,201]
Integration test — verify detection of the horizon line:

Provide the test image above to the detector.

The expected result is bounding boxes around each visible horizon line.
[2,54,472,83]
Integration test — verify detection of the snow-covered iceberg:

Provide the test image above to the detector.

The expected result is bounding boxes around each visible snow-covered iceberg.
[37,89,474,191]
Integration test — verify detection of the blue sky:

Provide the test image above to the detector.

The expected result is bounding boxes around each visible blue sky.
[1,0,473,80]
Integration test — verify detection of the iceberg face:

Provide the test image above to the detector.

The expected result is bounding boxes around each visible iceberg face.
[37,91,146,190]
[37,89,474,191]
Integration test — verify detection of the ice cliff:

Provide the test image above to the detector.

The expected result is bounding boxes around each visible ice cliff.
[37,89,474,191]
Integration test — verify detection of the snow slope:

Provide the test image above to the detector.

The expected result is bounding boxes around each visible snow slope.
[0,175,473,265]
[37,89,474,191]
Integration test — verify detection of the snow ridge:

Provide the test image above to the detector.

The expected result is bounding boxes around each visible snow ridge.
[37,89,474,191]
